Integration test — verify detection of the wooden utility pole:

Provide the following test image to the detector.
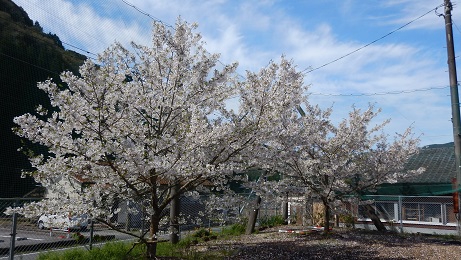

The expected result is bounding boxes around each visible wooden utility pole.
[443,0,461,235]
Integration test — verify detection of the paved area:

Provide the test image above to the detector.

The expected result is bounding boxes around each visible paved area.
[0,225,223,259]
[0,227,134,258]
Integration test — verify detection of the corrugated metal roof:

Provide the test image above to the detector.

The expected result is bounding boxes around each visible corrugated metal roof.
[402,142,456,184]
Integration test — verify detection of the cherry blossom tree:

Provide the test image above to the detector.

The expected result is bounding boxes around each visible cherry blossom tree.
[11,19,306,258]
[263,104,423,232]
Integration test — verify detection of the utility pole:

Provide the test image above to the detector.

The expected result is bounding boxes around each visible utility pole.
[443,0,461,235]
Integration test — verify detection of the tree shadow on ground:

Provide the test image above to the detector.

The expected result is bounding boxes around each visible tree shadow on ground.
[208,228,461,259]
[222,240,406,259]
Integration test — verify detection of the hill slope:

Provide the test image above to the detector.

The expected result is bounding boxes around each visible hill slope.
[0,0,86,197]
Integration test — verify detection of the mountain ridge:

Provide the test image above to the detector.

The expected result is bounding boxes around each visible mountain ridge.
[0,0,86,197]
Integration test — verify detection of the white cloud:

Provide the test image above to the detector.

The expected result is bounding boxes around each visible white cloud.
[14,0,151,55]
[11,0,457,146]
[378,0,452,30]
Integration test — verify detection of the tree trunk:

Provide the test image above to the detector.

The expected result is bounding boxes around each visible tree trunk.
[245,195,261,234]
[147,214,160,259]
[322,199,331,233]
[282,192,289,224]
[169,182,180,244]
[147,173,160,259]
[364,204,387,231]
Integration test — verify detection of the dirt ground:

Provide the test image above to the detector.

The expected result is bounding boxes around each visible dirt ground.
[195,226,461,260]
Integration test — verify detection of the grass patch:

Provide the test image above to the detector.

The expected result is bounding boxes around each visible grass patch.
[37,241,188,259]
[36,223,256,259]
[258,215,285,230]
[219,222,246,237]
[37,241,145,260]
[37,228,229,260]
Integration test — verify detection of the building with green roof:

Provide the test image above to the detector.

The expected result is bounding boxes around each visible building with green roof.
[352,143,460,235]
[373,142,458,196]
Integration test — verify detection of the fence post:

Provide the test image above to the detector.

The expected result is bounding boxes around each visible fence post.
[398,196,403,233]
[89,219,94,250]
[442,203,447,225]
[8,200,18,260]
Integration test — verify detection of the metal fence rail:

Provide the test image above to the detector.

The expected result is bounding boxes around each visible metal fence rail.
[350,195,458,234]
[0,194,286,259]
[0,198,129,260]
[5,194,453,259]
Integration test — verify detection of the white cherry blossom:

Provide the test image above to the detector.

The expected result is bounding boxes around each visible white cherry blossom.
[11,19,306,258]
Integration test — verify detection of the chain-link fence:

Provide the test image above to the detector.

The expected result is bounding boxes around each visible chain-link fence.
[0,198,130,260]
[0,193,289,259]
[3,195,458,259]
[11,194,458,259]
[346,195,458,235]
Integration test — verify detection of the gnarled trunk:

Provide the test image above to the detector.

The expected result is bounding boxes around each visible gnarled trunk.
[282,192,289,224]
[364,204,387,231]
[245,195,261,234]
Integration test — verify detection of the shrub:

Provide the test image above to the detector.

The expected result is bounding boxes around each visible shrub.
[259,215,285,229]
[177,235,199,248]
[220,222,246,236]
[192,228,211,238]
[339,214,355,228]
[72,232,85,243]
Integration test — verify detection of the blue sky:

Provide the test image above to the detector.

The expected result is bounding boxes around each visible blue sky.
[12,0,461,146]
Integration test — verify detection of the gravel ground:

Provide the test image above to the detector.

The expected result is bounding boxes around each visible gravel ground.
[194,226,461,260]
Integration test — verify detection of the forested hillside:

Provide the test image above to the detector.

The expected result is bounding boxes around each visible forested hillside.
[0,0,86,197]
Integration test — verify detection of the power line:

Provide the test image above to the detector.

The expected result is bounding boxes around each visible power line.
[61,41,97,57]
[308,85,449,97]
[0,15,97,58]
[14,0,109,58]
[13,0,446,99]
[0,52,60,76]
[120,0,174,29]
[452,20,461,36]
[116,0,451,98]
[300,4,445,75]
[117,0,249,80]
[115,1,448,94]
